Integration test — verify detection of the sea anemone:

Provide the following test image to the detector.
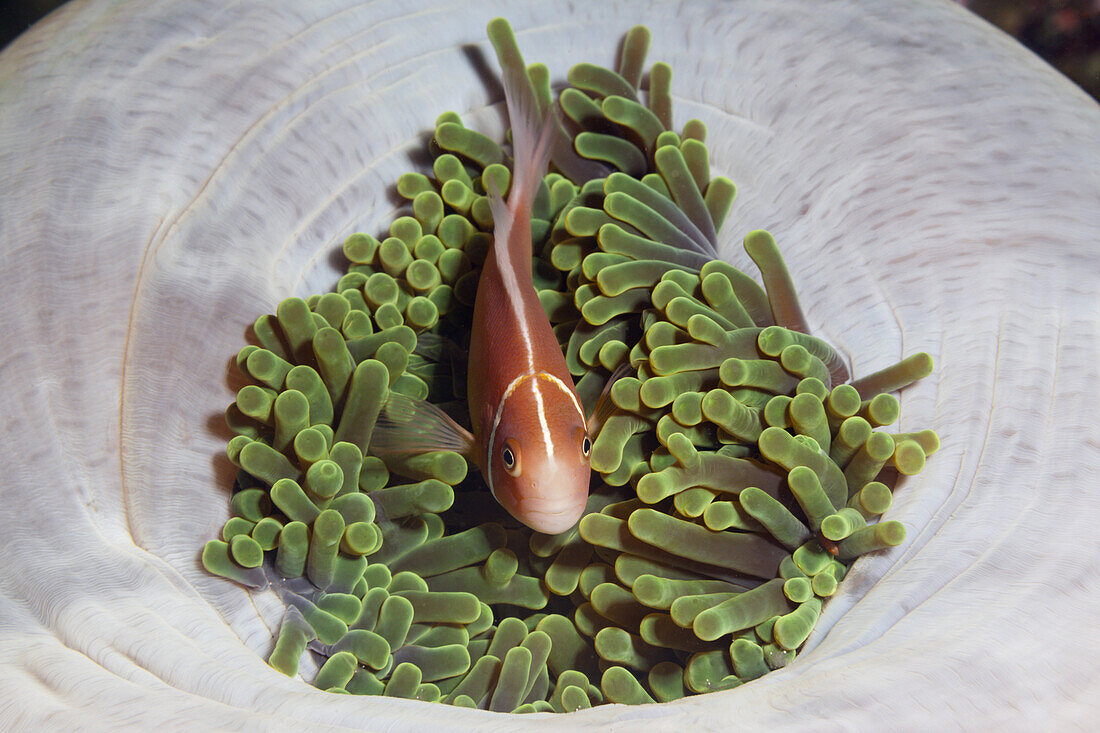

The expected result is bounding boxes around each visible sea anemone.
[201,18,939,710]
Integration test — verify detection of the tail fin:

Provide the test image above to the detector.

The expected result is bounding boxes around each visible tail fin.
[485,62,556,244]
[505,61,556,206]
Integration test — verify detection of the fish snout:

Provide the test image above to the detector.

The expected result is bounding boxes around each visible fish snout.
[522,502,587,535]
[512,457,590,534]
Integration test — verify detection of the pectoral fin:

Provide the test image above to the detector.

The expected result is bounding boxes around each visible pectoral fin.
[368,393,476,459]
[587,362,633,437]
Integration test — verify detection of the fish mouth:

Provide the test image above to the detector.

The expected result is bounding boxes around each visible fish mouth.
[520,504,586,535]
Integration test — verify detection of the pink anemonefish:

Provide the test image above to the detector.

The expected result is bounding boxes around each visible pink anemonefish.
[371,58,616,535]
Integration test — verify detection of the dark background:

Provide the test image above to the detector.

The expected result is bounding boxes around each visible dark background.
[1,1,1097,100]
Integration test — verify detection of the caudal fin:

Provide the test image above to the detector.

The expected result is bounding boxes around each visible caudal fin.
[485,35,556,240]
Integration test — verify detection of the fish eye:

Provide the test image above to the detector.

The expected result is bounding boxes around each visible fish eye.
[501,438,522,477]
[582,435,591,457]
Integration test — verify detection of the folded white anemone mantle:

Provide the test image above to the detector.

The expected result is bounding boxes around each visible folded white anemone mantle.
[1,0,1097,729]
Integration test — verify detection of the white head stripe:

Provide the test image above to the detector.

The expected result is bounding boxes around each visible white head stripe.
[485,373,526,499]
[485,371,587,498]
[537,372,587,427]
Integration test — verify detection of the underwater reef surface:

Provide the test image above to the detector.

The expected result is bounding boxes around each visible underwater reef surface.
[1,0,1098,729]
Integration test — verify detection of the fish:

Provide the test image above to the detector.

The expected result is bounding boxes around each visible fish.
[371,63,595,535]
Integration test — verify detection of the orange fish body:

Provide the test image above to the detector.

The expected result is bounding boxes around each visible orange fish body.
[371,63,592,535]
[465,66,591,534]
